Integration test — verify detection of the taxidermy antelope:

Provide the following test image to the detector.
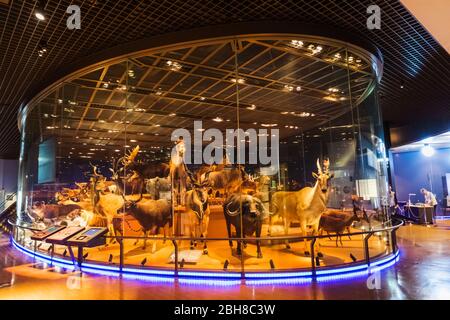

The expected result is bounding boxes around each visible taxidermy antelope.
[169,138,196,205]
[184,185,210,254]
[271,158,334,256]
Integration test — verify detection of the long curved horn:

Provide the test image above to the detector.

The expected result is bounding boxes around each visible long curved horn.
[225,200,240,217]
[316,158,322,174]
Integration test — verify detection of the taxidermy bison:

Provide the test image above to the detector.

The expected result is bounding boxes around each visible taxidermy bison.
[223,194,270,258]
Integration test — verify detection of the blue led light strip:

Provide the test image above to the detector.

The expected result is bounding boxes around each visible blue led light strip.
[12,239,399,283]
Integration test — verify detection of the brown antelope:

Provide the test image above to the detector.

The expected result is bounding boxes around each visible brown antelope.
[184,185,210,254]
[271,159,334,256]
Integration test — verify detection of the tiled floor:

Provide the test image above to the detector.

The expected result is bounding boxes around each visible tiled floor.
[0,221,449,300]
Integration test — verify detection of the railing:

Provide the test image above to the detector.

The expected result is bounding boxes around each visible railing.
[8,218,403,279]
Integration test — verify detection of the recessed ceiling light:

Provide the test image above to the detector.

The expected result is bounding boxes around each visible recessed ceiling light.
[130,139,137,143]
[34,1,46,21]
[169,113,176,117]
[231,78,245,84]
[246,104,256,111]
[199,96,206,101]
[212,117,223,122]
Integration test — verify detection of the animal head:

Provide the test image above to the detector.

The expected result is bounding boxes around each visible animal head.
[225,195,269,219]
[28,201,46,221]
[312,158,334,193]
[192,184,208,204]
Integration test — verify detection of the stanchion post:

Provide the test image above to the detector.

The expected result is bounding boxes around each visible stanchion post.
[172,239,178,278]
[310,238,316,278]
[119,239,124,273]
[364,232,373,266]
[238,240,245,280]
[391,229,397,253]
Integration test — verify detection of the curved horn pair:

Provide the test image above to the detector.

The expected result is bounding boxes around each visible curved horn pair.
[316,158,322,174]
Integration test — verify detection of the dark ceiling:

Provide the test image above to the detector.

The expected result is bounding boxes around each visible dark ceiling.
[0,0,449,159]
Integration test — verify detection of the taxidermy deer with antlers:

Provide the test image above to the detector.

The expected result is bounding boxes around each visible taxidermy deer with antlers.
[271,158,334,256]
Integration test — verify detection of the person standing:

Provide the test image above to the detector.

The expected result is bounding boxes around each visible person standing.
[389,185,398,215]
[420,188,437,216]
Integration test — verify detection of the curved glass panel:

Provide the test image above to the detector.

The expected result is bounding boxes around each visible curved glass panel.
[15,35,389,274]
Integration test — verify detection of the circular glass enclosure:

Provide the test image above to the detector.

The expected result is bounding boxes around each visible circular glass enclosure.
[14,34,396,278]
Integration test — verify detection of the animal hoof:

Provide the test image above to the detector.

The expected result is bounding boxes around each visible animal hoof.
[257,252,263,259]
[304,251,310,256]
[190,246,194,250]
[317,252,323,258]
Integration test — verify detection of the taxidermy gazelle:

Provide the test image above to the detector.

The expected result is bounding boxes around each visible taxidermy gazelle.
[271,158,334,256]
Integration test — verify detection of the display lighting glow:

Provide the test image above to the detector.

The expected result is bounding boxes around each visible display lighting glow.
[212,117,223,122]
[290,40,304,48]
[308,44,323,55]
[261,123,277,127]
[12,238,400,284]
[283,85,294,92]
[421,144,435,157]
[166,60,182,71]
[230,78,245,84]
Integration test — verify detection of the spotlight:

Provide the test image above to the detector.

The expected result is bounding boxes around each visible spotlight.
[37,40,48,57]
[223,259,229,271]
[350,253,357,262]
[400,80,405,89]
[421,144,435,157]
[34,0,46,21]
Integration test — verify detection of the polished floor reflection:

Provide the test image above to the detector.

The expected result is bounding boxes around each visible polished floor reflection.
[0,221,449,300]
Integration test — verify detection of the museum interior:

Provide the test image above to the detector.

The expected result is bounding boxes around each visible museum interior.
[0,0,449,300]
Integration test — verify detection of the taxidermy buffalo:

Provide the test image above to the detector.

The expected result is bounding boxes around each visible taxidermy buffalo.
[223,194,270,258]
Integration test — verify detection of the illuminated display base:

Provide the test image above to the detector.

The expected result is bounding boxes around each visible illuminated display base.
[12,238,400,284]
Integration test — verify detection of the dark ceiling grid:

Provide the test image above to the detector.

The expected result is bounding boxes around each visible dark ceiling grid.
[1,0,449,158]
